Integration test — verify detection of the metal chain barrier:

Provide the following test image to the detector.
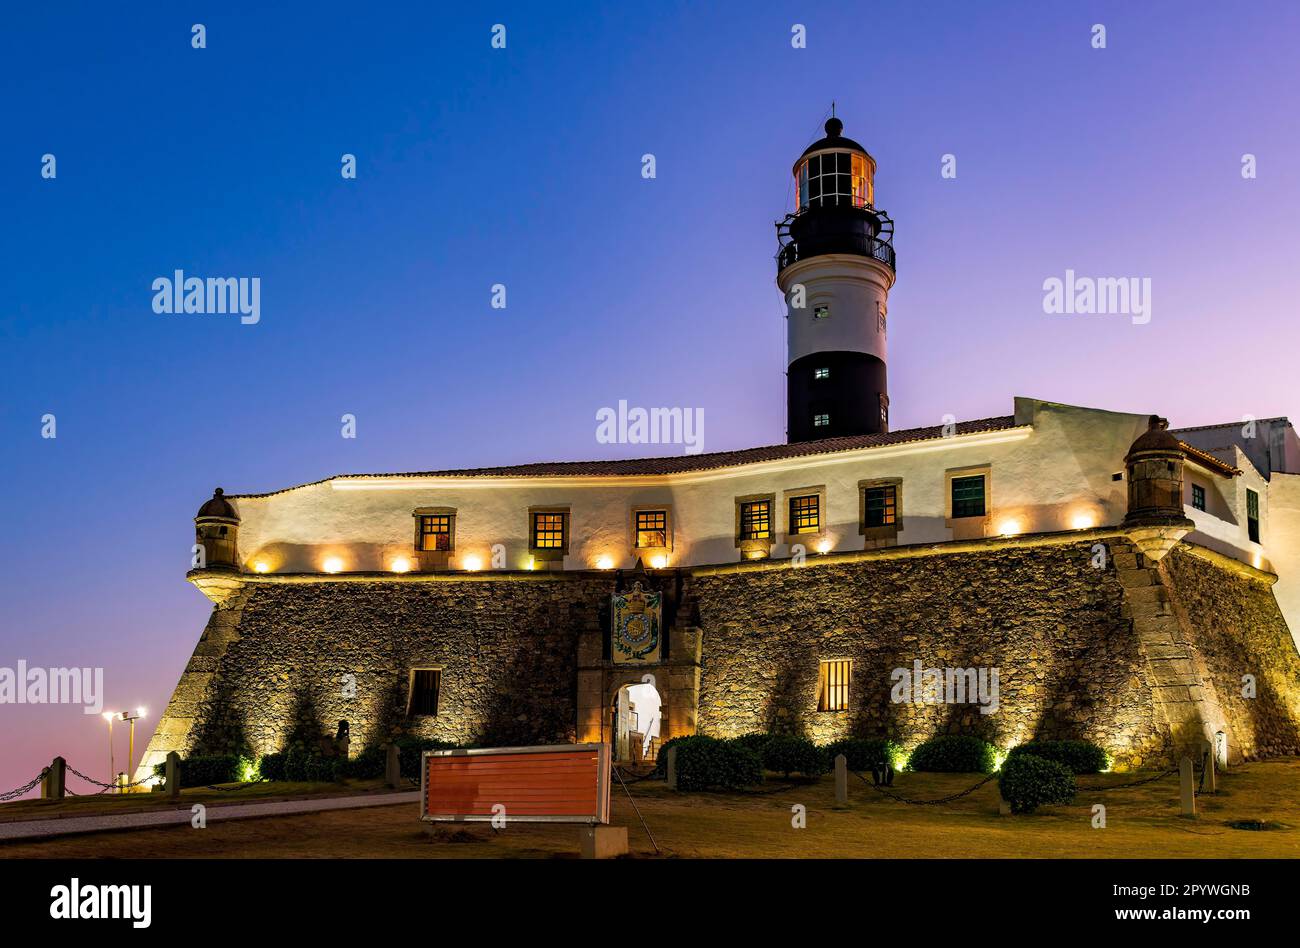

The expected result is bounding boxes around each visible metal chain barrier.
[852,768,999,806]
[66,765,154,791]
[1082,767,1178,792]
[0,769,51,802]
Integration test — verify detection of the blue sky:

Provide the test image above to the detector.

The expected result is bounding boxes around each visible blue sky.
[2,1,1297,791]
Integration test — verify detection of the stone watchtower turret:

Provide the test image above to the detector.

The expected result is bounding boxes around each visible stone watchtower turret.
[1121,416,1194,562]
[194,487,240,571]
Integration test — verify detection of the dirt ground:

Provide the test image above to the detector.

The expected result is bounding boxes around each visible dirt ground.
[3,759,1298,859]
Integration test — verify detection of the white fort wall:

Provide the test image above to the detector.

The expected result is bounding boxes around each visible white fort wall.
[229,398,1167,574]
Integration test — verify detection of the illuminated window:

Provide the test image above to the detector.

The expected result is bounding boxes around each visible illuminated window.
[818,660,851,712]
[879,395,889,428]
[532,512,567,550]
[635,510,667,548]
[797,151,871,210]
[813,305,830,320]
[951,475,986,519]
[1247,489,1260,543]
[419,514,453,551]
[739,500,771,540]
[814,367,830,380]
[865,486,897,528]
[1191,484,1206,511]
[814,413,830,427]
[408,669,441,717]
[789,494,820,534]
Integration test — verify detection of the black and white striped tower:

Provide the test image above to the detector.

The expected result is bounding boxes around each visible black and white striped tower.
[776,116,896,443]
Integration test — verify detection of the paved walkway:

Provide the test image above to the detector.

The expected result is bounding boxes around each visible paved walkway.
[0,790,421,842]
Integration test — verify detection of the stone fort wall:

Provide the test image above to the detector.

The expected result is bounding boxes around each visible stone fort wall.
[138,536,1300,778]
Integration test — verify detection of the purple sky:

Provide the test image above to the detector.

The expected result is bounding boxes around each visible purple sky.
[2,1,1297,795]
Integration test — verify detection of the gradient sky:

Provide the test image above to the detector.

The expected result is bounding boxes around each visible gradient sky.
[2,1,1297,795]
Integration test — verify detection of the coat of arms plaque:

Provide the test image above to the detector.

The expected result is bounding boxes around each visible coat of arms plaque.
[611,582,662,664]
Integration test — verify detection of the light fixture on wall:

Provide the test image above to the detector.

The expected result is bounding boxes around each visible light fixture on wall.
[1070,512,1096,530]
[996,519,1021,537]
[650,554,668,569]
[390,557,411,573]
[463,555,483,572]
[322,556,344,574]
[252,560,270,573]
[815,538,832,554]
[595,555,614,570]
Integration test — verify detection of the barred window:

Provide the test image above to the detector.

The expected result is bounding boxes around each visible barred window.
[532,512,567,549]
[1191,484,1206,511]
[408,669,441,716]
[635,510,667,548]
[951,475,986,519]
[865,485,897,528]
[818,660,851,712]
[789,494,820,534]
[814,367,830,380]
[419,515,453,551]
[814,413,830,427]
[739,500,771,540]
[813,305,830,320]
[797,151,872,210]
[1247,489,1260,543]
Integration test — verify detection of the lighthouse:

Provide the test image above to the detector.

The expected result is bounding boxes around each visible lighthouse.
[777,116,896,443]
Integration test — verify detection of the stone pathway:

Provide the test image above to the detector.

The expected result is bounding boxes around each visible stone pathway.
[0,790,421,842]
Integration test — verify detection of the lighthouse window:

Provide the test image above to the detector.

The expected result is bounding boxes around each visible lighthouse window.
[789,494,820,534]
[813,413,830,427]
[814,367,830,380]
[1191,484,1206,511]
[1246,489,1260,543]
[739,500,772,541]
[813,305,830,320]
[951,475,986,519]
[797,151,872,209]
[419,514,453,551]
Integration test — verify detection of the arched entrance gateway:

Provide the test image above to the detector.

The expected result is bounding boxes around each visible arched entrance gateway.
[576,573,702,762]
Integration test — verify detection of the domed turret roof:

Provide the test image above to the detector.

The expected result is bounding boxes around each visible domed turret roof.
[799,117,871,161]
[196,488,239,521]
[1126,416,1182,457]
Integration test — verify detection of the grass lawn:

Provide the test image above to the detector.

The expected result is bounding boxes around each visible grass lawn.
[3,759,1298,859]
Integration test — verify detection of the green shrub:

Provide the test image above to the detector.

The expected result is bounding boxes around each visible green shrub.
[730,733,773,757]
[341,744,387,780]
[907,735,998,773]
[258,752,286,782]
[656,735,763,790]
[151,754,253,788]
[396,737,462,781]
[761,735,829,777]
[998,753,1076,813]
[822,738,904,772]
[1007,740,1108,775]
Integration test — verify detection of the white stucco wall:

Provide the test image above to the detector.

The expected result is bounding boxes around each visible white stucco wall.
[1267,472,1300,649]
[226,398,1163,575]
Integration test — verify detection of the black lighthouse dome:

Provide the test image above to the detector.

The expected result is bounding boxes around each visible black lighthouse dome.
[777,117,894,273]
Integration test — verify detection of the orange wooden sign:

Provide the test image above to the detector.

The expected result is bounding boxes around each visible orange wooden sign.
[421,743,611,825]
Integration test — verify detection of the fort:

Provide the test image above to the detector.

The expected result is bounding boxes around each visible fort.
[137,117,1300,781]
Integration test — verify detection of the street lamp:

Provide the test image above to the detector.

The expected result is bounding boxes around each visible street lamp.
[118,708,145,791]
[101,711,117,790]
